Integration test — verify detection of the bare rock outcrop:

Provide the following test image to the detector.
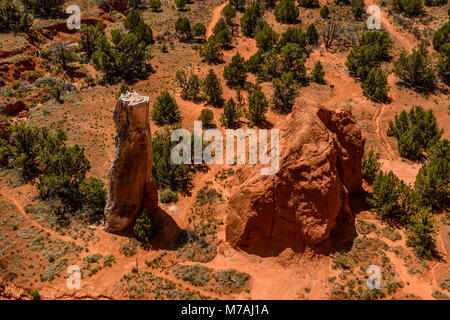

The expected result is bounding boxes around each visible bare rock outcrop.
[225,100,365,256]
[104,92,158,233]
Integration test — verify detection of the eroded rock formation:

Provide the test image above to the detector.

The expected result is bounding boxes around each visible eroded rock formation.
[225,100,365,255]
[104,92,158,233]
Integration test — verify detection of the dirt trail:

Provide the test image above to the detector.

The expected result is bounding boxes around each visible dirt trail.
[373,100,395,160]
[206,1,228,39]
[0,189,83,246]
[365,1,416,52]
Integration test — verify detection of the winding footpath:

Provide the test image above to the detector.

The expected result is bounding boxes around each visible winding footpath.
[206,1,228,39]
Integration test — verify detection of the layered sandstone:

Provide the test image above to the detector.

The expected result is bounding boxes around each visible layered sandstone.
[104,92,158,233]
[225,100,365,255]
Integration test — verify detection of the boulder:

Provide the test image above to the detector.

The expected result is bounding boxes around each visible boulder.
[225,100,365,256]
[0,100,27,116]
[104,92,158,233]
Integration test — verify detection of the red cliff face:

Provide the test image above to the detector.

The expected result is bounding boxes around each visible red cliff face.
[225,100,365,256]
[104,92,158,233]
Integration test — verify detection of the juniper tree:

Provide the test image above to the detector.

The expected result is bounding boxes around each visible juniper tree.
[306,23,319,45]
[222,3,237,25]
[240,1,265,37]
[362,67,389,102]
[311,61,325,83]
[203,69,223,107]
[151,90,181,125]
[271,72,300,114]
[255,24,278,51]
[198,109,215,128]
[0,0,33,34]
[274,0,299,24]
[394,42,437,91]
[223,53,247,88]
[212,18,232,47]
[192,22,206,38]
[320,5,330,18]
[220,98,240,128]
[199,38,223,63]
[175,17,191,39]
[79,24,104,58]
[246,84,268,126]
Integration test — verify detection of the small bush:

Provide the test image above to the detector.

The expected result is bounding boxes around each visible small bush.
[320,5,330,18]
[151,90,181,125]
[394,42,437,92]
[30,290,40,300]
[274,0,299,24]
[362,67,389,102]
[362,149,382,184]
[311,61,325,83]
[160,188,179,204]
[134,209,157,246]
[198,109,215,128]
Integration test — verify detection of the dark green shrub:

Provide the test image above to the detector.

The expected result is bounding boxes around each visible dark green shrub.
[152,128,192,191]
[362,149,382,184]
[134,209,157,246]
[223,53,247,88]
[212,18,232,47]
[175,0,187,11]
[222,3,236,25]
[255,24,278,51]
[230,0,245,11]
[299,0,319,8]
[280,43,307,81]
[437,43,450,84]
[92,31,150,83]
[362,67,389,102]
[346,31,392,80]
[351,0,365,19]
[415,152,449,210]
[22,0,65,18]
[387,106,443,160]
[271,72,300,114]
[394,43,437,91]
[320,5,330,18]
[198,109,215,128]
[0,0,33,34]
[199,38,223,64]
[220,98,240,128]
[240,1,265,37]
[151,90,181,125]
[175,17,191,39]
[406,208,436,259]
[149,0,162,11]
[191,22,206,38]
[311,61,325,83]
[203,69,223,107]
[79,177,107,223]
[245,84,268,126]
[274,0,299,24]
[79,24,104,59]
[30,290,40,300]
[306,23,319,45]
[277,27,307,51]
[432,21,450,51]
[392,0,424,16]
[160,188,178,203]
[367,171,415,223]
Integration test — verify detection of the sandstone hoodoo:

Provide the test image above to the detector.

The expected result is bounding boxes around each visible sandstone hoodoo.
[104,91,158,233]
[225,100,365,256]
